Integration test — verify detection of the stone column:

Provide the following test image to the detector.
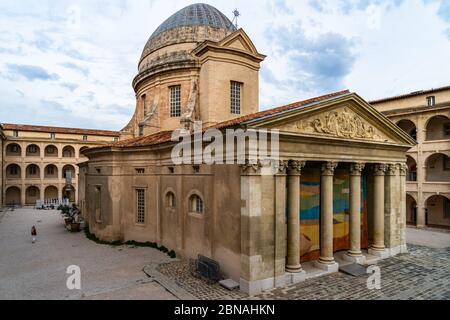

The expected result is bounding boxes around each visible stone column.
[286,160,305,275]
[345,163,366,264]
[369,164,389,258]
[398,164,408,247]
[315,162,339,272]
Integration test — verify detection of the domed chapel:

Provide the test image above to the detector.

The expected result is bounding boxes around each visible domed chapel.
[80,3,415,295]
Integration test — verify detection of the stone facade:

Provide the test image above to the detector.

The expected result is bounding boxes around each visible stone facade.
[1,124,119,207]
[371,86,450,229]
[79,3,416,295]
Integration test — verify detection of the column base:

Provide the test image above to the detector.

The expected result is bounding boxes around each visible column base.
[285,270,306,285]
[343,253,366,265]
[368,248,390,259]
[314,260,339,272]
[285,265,302,273]
[239,277,274,296]
[386,244,408,256]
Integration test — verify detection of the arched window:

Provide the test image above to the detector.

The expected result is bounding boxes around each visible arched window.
[189,194,204,214]
[166,192,176,208]
[26,144,40,157]
[62,146,75,158]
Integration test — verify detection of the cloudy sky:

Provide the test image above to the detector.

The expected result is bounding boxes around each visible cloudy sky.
[0,0,449,131]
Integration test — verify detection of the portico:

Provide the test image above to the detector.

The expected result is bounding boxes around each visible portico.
[238,93,415,295]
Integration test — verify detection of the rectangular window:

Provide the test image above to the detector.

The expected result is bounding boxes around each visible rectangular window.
[47,166,54,175]
[444,124,450,137]
[29,166,37,175]
[13,130,18,137]
[10,166,18,175]
[427,96,435,107]
[139,125,144,137]
[170,85,181,117]
[50,133,55,139]
[95,186,102,223]
[142,94,147,114]
[445,200,450,219]
[136,189,145,224]
[230,81,242,114]
[83,135,88,141]
[114,137,119,142]
[135,168,145,174]
[444,156,450,171]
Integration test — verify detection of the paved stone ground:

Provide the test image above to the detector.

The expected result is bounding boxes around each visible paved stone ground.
[2,208,449,300]
[156,260,246,300]
[156,228,450,300]
[406,226,450,249]
[0,208,175,300]
[255,245,450,300]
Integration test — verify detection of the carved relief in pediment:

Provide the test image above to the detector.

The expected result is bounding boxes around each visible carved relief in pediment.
[282,107,389,142]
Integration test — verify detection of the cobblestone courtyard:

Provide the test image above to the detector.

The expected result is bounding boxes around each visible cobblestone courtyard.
[154,245,450,300]
[0,208,449,300]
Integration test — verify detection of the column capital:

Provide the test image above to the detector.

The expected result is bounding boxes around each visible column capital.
[350,163,365,176]
[240,159,262,174]
[398,163,408,176]
[287,160,306,175]
[374,164,388,176]
[386,163,398,176]
[321,162,338,176]
[273,160,289,175]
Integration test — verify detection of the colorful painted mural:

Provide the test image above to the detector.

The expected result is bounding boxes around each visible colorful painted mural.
[299,168,368,262]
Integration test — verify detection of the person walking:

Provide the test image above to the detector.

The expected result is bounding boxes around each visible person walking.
[31,226,37,243]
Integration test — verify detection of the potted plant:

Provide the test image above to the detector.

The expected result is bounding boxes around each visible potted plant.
[69,205,81,233]
[59,205,73,227]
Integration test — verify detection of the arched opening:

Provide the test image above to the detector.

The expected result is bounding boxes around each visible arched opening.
[5,186,21,206]
[406,156,417,182]
[26,144,40,157]
[62,146,75,158]
[166,192,176,208]
[44,164,58,179]
[79,146,90,156]
[425,153,450,182]
[406,194,417,225]
[62,165,75,181]
[426,115,450,141]
[44,186,59,202]
[25,186,40,205]
[26,164,40,179]
[62,185,75,203]
[6,143,21,156]
[425,195,450,228]
[6,164,21,179]
[189,194,204,214]
[44,145,58,157]
[397,119,417,141]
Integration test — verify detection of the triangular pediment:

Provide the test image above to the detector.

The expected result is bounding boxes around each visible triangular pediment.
[192,29,266,62]
[219,29,257,54]
[248,94,416,146]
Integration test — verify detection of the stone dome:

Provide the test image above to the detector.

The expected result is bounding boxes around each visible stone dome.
[140,3,236,62]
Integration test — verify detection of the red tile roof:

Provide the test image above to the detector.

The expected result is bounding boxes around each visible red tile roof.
[96,90,350,150]
[1,123,120,137]
[370,85,450,104]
